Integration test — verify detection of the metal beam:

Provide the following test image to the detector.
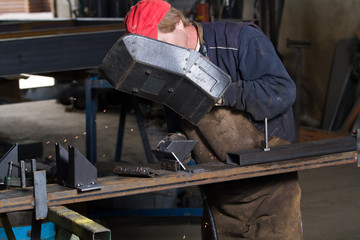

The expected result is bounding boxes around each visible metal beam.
[0,150,357,214]
[227,136,356,166]
[0,23,124,40]
[0,30,124,77]
[48,206,111,240]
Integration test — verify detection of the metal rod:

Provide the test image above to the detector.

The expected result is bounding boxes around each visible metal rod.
[172,152,187,170]
[31,159,37,172]
[263,118,270,151]
[20,161,26,188]
[7,162,13,177]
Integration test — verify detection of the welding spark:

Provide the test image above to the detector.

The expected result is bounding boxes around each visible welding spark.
[204,222,209,228]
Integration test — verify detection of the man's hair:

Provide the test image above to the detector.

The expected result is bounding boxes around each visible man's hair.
[158,7,191,33]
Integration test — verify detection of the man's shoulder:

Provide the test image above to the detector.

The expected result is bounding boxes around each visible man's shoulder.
[202,21,262,40]
[201,21,261,49]
[202,21,247,30]
[203,21,259,30]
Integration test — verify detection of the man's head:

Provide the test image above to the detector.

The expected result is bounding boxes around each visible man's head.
[124,0,197,49]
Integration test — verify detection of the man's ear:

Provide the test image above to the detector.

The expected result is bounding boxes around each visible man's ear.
[175,19,185,30]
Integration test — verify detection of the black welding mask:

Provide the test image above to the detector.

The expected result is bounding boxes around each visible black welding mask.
[99,34,230,125]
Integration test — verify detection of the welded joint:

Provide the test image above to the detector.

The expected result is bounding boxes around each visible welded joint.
[48,206,111,240]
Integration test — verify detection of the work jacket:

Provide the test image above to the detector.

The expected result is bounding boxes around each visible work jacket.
[199,21,296,143]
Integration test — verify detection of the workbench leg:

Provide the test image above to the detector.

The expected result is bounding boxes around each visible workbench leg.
[55,228,73,240]
[0,213,16,240]
[30,213,42,240]
[115,106,126,162]
[132,97,154,164]
[86,76,98,164]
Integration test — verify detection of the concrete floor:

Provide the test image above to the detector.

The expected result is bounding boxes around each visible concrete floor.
[1,100,360,239]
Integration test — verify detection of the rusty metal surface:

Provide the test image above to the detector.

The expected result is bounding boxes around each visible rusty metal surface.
[113,165,159,177]
[0,151,357,214]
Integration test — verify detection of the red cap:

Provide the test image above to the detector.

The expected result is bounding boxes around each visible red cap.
[125,0,171,39]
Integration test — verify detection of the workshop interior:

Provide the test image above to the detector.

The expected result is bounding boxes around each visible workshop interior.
[0,0,360,239]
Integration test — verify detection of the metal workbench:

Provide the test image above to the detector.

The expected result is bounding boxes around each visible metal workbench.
[0,150,356,214]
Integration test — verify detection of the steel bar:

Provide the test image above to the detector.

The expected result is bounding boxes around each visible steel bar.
[227,136,356,166]
[48,206,111,240]
[33,170,48,220]
[0,150,356,214]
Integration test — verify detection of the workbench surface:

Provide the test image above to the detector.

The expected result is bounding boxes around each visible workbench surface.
[0,150,356,214]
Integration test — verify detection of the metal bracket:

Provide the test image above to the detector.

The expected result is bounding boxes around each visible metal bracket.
[151,140,198,171]
[55,143,102,192]
[0,144,19,185]
[0,144,37,188]
[4,159,37,188]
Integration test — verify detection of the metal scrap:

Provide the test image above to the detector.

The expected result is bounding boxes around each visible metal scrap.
[114,165,160,178]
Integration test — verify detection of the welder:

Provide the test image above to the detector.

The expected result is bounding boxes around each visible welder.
[123,0,302,239]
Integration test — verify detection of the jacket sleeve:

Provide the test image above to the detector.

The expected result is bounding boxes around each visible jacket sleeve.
[223,26,296,121]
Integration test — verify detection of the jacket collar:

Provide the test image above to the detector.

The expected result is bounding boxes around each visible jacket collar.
[192,21,208,57]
